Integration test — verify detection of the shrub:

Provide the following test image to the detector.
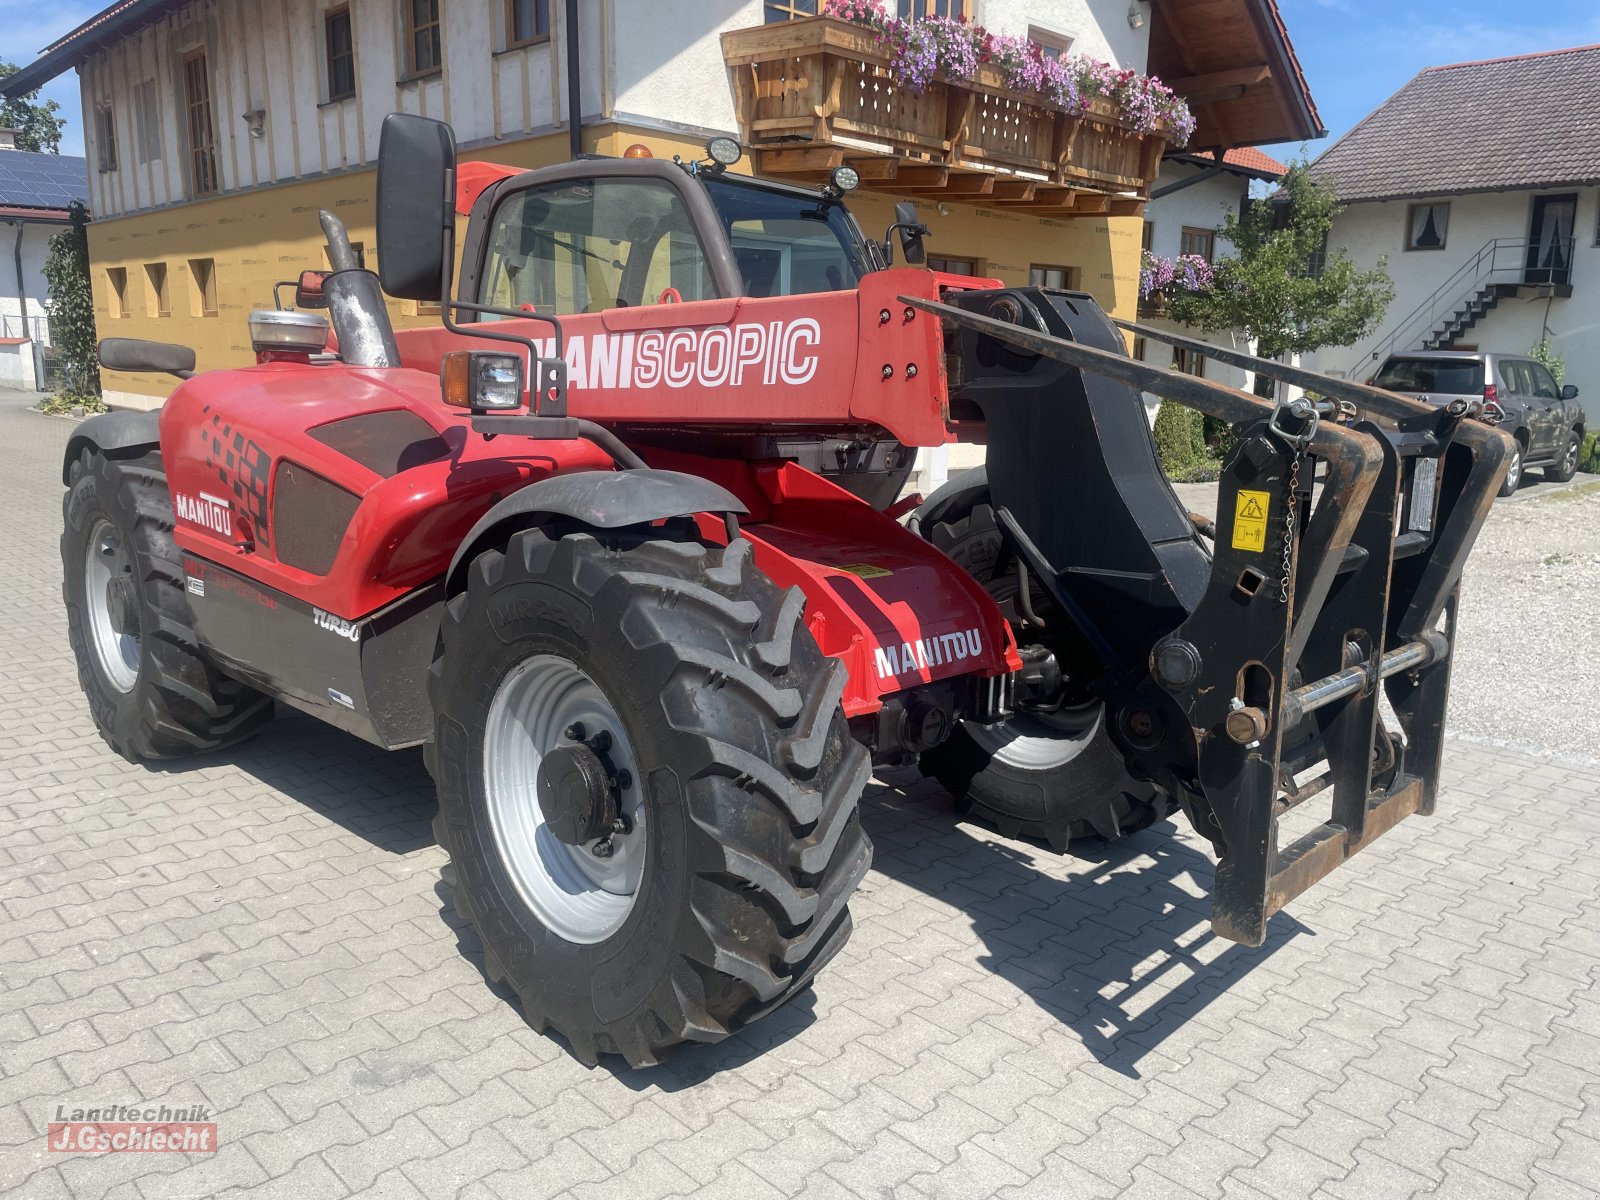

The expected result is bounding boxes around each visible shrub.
[1579,431,1600,475]
[1153,401,1206,477]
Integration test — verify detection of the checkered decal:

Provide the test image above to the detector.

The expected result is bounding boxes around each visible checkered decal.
[200,403,272,550]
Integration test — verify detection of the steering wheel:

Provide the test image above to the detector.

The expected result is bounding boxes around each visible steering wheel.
[658,287,683,305]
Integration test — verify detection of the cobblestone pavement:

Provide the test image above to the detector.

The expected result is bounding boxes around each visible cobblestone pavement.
[4,392,1597,1199]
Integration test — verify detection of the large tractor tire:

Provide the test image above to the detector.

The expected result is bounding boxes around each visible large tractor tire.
[915,473,1171,849]
[61,448,273,762]
[428,525,871,1067]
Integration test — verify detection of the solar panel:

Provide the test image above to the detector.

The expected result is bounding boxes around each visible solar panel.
[0,150,89,208]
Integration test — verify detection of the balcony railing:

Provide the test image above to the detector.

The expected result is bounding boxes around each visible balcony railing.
[721,17,1176,217]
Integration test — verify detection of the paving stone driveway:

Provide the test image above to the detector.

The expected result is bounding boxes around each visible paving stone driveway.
[3,393,1597,1199]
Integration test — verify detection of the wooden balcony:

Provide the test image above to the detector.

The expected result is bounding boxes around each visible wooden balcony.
[721,17,1176,218]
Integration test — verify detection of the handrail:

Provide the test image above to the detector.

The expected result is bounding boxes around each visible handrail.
[1360,235,1575,372]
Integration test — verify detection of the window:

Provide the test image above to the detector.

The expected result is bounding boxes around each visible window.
[182,49,219,197]
[1405,202,1449,251]
[94,107,117,173]
[1173,346,1206,377]
[706,177,871,297]
[1029,26,1074,62]
[1141,222,1154,253]
[897,0,971,18]
[1132,336,1147,361]
[928,254,981,276]
[144,263,170,317]
[405,0,443,77]
[134,80,162,164]
[1030,264,1077,290]
[326,8,356,100]
[1180,226,1215,262]
[480,178,714,316]
[188,258,218,317]
[763,0,816,19]
[507,0,550,47]
[1524,361,1559,399]
[106,268,129,319]
[323,242,366,270]
[1373,356,1483,394]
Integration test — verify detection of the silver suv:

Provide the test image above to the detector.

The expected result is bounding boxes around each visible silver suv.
[1371,350,1585,496]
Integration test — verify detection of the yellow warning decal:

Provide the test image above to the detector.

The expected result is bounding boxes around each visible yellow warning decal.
[834,563,894,579]
[1232,490,1271,552]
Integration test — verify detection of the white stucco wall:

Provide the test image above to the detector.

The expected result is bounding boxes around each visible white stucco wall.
[1305,186,1600,423]
[971,0,1149,69]
[0,219,58,389]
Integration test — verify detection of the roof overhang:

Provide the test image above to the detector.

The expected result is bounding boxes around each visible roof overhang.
[1167,152,1284,183]
[0,204,75,223]
[1147,0,1324,151]
[1,0,186,99]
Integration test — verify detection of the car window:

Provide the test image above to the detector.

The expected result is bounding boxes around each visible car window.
[1526,362,1560,399]
[480,178,714,316]
[1373,357,1483,394]
[1500,361,1531,395]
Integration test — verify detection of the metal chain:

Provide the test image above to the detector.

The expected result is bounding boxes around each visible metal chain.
[1279,452,1300,604]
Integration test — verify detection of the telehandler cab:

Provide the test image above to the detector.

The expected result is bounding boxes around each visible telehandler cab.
[62,113,1511,1066]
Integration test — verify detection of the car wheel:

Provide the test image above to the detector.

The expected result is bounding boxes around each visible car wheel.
[1497,441,1523,497]
[1544,430,1582,484]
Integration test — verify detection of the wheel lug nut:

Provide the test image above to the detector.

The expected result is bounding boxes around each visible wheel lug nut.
[616,769,632,790]
[591,838,614,858]
[563,722,586,741]
[586,729,612,753]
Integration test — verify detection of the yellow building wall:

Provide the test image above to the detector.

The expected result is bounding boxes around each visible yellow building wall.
[91,122,1142,408]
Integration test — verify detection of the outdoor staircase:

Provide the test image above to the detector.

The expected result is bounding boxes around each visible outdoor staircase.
[1421,281,1521,349]
[1363,236,1574,370]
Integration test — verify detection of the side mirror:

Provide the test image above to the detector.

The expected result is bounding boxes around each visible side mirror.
[98,337,196,380]
[376,113,457,302]
[295,270,329,309]
[894,201,927,266]
[1561,383,1579,400]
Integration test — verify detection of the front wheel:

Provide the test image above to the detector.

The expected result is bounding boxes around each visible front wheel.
[428,527,871,1067]
[1544,430,1582,484]
[917,484,1171,848]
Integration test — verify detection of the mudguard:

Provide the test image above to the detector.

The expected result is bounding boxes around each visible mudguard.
[62,410,162,484]
[446,468,748,592]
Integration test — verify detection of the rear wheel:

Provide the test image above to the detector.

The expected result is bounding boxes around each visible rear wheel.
[61,449,272,761]
[428,526,871,1067]
[917,486,1171,848]
[1498,440,1524,497]
[1545,430,1582,483]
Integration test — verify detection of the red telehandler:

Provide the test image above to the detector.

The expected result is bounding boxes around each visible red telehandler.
[62,114,1510,1067]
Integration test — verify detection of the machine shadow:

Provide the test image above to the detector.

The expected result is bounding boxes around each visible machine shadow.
[145,705,439,856]
[856,767,1311,1078]
[142,707,1305,1082]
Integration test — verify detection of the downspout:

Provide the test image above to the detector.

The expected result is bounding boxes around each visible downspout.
[565,0,582,160]
[11,221,26,341]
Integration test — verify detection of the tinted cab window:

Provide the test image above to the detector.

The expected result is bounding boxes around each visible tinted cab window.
[702,177,871,297]
[480,177,714,316]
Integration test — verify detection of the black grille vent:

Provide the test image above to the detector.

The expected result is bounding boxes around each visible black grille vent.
[273,462,360,575]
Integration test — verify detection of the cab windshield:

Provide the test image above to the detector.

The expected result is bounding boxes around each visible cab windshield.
[701,176,872,298]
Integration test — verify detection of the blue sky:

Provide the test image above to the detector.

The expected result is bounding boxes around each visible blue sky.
[4,0,1600,160]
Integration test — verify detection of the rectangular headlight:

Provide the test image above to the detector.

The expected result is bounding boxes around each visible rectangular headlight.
[441,350,524,411]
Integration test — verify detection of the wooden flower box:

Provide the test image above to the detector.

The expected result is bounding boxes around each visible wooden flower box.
[721,16,1172,202]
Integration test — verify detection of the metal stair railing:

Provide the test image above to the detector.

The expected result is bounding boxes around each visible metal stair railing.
[1361,236,1574,370]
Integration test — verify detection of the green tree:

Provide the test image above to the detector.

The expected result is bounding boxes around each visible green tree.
[0,63,66,153]
[41,201,103,413]
[1164,162,1395,396]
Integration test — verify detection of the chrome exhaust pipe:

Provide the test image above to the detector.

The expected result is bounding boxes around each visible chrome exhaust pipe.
[319,209,401,369]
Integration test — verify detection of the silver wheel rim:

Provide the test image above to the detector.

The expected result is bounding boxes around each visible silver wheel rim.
[84,518,141,692]
[482,654,646,944]
[965,701,1102,770]
[1564,436,1580,473]
[1505,448,1521,490]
